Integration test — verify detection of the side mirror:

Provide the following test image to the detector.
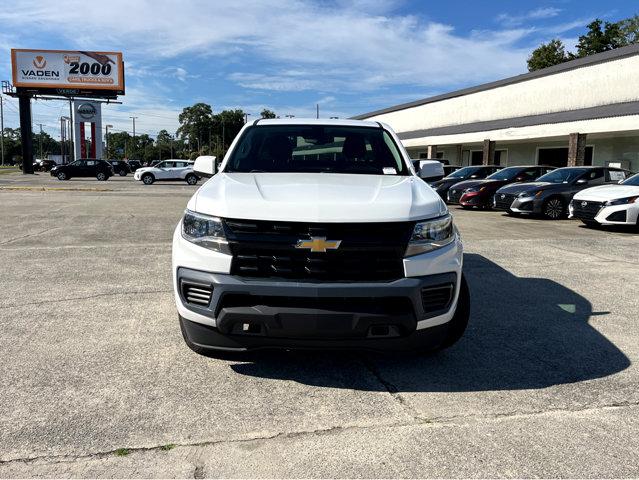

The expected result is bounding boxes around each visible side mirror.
[576,178,588,185]
[194,155,217,178]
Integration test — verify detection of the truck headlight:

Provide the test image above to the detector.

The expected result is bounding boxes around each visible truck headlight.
[181,210,230,254]
[605,196,638,206]
[405,214,456,257]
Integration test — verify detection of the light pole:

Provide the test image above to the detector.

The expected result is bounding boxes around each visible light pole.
[38,123,43,159]
[129,116,138,159]
[105,124,113,159]
[60,116,70,163]
[244,113,251,124]
[0,95,4,166]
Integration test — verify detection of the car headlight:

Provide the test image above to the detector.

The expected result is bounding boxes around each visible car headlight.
[605,196,638,206]
[181,210,230,254]
[405,214,456,257]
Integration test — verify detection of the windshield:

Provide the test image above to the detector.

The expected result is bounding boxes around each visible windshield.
[622,173,639,186]
[536,168,589,184]
[486,167,523,181]
[224,125,408,175]
[445,166,483,179]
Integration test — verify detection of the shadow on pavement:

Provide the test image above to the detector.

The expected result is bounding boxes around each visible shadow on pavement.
[230,253,630,392]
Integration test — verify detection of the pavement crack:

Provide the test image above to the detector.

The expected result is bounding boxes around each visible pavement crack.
[0,227,60,246]
[2,402,638,467]
[359,356,425,421]
[0,289,172,310]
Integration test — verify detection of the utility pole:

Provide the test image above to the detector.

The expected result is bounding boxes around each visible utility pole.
[170,136,174,158]
[68,99,74,162]
[316,104,319,119]
[222,120,225,157]
[0,95,4,166]
[105,124,113,159]
[38,123,43,159]
[130,116,138,159]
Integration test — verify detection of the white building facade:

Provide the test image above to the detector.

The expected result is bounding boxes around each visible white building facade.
[354,44,639,172]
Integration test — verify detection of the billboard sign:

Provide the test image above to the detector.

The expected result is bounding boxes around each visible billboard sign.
[11,49,124,96]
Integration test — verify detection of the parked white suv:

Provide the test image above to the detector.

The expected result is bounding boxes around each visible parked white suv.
[133,159,199,185]
[172,119,469,355]
[570,172,639,227]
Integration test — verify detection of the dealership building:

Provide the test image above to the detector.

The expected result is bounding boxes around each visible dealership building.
[354,44,639,172]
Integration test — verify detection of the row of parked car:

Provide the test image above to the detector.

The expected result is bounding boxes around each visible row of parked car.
[428,164,638,228]
[48,158,201,185]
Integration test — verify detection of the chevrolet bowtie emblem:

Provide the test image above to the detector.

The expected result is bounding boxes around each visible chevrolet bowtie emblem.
[295,237,341,253]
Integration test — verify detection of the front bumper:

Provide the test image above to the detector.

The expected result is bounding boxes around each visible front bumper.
[569,202,638,225]
[460,191,487,207]
[172,223,463,351]
[509,196,540,214]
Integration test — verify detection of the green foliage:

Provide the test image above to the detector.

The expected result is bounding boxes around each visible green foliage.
[527,39,568,71]
[260,109,277,119]
[114,448,130,457]
[527,15,639,72]
[575,19,624,57]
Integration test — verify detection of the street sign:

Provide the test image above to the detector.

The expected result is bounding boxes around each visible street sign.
[11,49,125,97]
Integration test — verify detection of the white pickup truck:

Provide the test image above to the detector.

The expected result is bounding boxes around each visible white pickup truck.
[172,119,469,355]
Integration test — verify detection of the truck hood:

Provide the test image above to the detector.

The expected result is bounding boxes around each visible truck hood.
[573,184,639,201]
[190,172,447,223]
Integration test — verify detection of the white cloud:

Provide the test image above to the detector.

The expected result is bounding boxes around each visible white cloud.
[0,0,531,93]
[497,7,562,27]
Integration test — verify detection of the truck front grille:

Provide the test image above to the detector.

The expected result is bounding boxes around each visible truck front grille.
[224,219,412,282]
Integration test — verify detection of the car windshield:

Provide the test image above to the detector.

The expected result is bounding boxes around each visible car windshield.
[536,168,589,184]
[622,173,639,186]
[224,125,408,175]
[445,166,483,179]
[486,167,523,181]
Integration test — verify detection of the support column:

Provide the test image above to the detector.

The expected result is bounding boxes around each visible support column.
[482,139,496,165]
[455,144,463,165]
[568,133,587,166]
[18,94,34,174]
[427,145,438,158]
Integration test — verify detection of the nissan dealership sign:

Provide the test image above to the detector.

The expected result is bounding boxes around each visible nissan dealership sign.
[11,49,125,96]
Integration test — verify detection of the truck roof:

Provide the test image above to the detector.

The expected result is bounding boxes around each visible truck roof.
[253,118,382,128]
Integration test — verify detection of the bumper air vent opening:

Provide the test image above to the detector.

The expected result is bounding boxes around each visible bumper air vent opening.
[421,283,454,313]
[181,280,213,307]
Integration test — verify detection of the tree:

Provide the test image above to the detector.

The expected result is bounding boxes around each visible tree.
[176,103,214,152]
[527,39,569,71]
[617,15,639,46]
[575,19,624,57]
[260,109,277,119]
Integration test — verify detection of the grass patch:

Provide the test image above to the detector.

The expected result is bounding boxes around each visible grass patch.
[160,444,176,451]
[114,448,131,457]
[0,168,19,175]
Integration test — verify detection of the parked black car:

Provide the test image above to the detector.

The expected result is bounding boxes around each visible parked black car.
[127,160,142,172]
[106,159,132,176]
[430,165,503,201]
[493,166,633,219]
[50,159,114,181]
[33,159,58,172]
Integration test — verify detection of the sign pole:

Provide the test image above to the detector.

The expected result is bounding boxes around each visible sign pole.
[0,95,4,166]
[18,93,34,174]
[68,99,74,162]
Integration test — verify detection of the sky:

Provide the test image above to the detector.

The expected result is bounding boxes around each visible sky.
[0,0,636,141]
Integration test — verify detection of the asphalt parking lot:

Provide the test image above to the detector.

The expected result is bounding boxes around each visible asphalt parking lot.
[1,172,638,478]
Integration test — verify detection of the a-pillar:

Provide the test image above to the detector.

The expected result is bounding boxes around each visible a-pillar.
[482,139,496,165]
[427,145,438,158]
[568,133,587,166]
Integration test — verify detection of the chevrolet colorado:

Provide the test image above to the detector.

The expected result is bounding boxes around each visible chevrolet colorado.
[172,119,469,355]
